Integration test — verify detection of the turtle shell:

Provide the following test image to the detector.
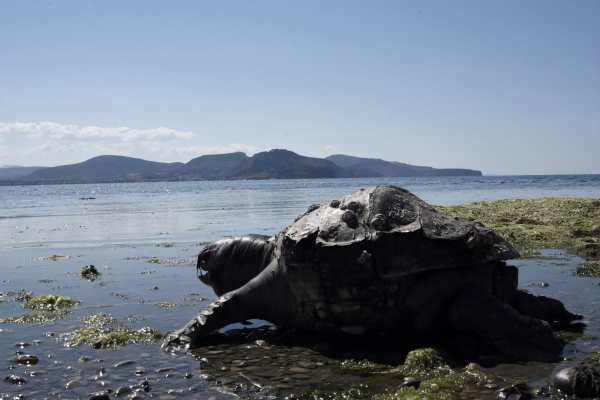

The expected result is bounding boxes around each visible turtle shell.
[276,185,519,279]
[273,186,519,330]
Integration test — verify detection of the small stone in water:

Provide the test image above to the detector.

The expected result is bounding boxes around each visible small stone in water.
[65,379,81,388]
[114,360,135,368]
[4,375,27,385]
[297,361,317,369]
[168,389,187,394]
[399,380,421,389]
[133,368,147,375]
[115,385,132,395]
[156,367,176,372]
[150,287,158,290]
[14,343,30,348]
[183,373,193,379]
[96,367,106,375]
[484,383,499,390]
[25,371,43,376]
[288,367,310,374]
[89,392,110,400]
[8,354,39,365]
[45,332,56,337]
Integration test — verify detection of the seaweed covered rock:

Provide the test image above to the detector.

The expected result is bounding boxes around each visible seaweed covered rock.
[162,186,582,361]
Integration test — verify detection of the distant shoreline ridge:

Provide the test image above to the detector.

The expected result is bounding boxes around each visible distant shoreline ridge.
[0,149,484,185]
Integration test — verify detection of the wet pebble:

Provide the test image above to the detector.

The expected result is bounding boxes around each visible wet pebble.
[45,332,56,337]
[399,380,421,389]
[157,367,176,372]
[150,287,159,290]
[8,354,39,365]
[115,385,132,396]
[133,368,147,375]
[31,340,43,345]
[126,393,144,400]
[200,374,215,380]
[65,379,81,388]
[14,342,30,348]
[183,373,193,379]
[115,360,136,368]
[96,367,106,375]
[290,374,311,380]
[288,367,311,374]
[484,383,499,390]
[168,389,187,394]
[89,392,110,400]
[297,361,317,369]
[4,375,26,385]
[540,282,549,287]
[25,371,43,376]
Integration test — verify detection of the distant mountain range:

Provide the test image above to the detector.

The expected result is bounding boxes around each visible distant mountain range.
[1,149,481,184]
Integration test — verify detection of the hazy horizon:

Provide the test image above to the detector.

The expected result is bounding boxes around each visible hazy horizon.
[1,1,598,175]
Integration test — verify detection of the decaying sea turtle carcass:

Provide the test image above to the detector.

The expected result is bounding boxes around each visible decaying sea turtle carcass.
[161,186,582,359]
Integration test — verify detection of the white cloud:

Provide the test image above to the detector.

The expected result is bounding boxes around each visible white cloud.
[0,122,194,142]
[325,145,337,152]
[0,121,265,166]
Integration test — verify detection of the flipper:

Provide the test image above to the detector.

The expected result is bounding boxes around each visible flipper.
[160,260,285,354]
[512,288,583,322]
[449,284,563,361]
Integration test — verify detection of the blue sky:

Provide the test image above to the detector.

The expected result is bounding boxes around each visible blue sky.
[0,0,598,175]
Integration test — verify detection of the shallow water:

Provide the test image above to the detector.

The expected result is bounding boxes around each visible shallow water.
[0,176,599,399]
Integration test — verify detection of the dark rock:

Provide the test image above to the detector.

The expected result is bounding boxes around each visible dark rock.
[4,375,26,385]
[114,384,131,396]
[399,380,421,389]
[89,392,110,400]
[554,365,600,398]
[8,354,39,365]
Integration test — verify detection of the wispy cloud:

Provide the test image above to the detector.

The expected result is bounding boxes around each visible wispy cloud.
[0,122,264,166]
[0,122,194,142]
[325,145,337,152]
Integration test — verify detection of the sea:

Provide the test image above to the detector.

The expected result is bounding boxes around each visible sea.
[1,175,599,399]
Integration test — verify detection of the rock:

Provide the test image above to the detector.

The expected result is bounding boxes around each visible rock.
[554,365,600,398]
[399,380,421,389]
[89,392,110,400]
[484,383,499,390]
[133,368,147,375]
[4,375,26,385]
[156,367,176,372]
[65,380,81,388]
[168,389,187,394]
[183,372,193,379]
[288,367,311,374]
[8,354,39,365]
[150,287,159,290]
[115,385,132,396]
[25,371,43,376]
[297,361,317,369]
[14,342,30,348]
[114,360,135,367]
[290,374,311,380]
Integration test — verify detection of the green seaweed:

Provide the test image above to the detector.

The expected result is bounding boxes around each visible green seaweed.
[23,294,81,311]
[438,198,600,260]
[584,351,600,369]
[81,265,102,281]
[36,254,71,261]
[110,292,130,300]
[58,312,162,350]
[1,312,66,324]
[155,302,176,309]
[331,359,391,376]
[574,261,600,277]
[155,243,174,247]
[395,348,450,379]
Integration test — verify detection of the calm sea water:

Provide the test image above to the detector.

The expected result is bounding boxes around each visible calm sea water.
[0,175,599,399]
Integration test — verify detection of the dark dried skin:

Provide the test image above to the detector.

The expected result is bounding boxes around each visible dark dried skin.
[162,185,583,360]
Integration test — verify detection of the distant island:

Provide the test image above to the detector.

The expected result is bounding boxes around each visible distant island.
[0,149,481,185]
